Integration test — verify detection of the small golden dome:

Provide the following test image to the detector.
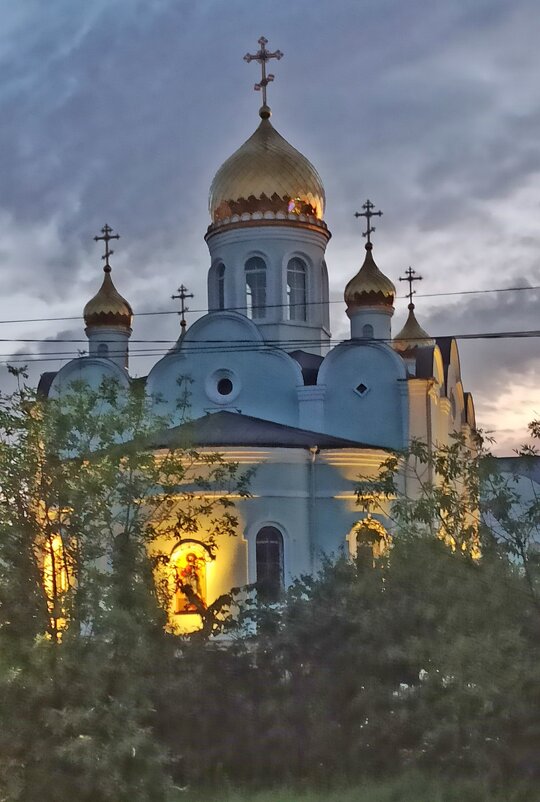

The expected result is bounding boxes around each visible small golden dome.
[84,269,133,329]
[344,244,396,308]
[209,113,325,224]
[393,306,434,352]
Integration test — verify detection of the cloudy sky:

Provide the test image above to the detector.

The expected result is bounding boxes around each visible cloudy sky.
[0,0,539,453]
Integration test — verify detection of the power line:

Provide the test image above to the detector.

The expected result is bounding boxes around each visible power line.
[3,329,540,368]
[0,283,538,327]
[1,329,540,347]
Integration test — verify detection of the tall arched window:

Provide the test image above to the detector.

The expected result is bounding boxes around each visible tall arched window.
[245,257,266,319]
[217,263,225,310]
[256,526,284,602]
[97,343,109,358]
[287,257,307,321]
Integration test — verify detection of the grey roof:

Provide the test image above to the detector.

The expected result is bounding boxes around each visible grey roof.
[150,410,379,450]
[37,371,57,398]
[288,349,323,385]
[494,455,540,483]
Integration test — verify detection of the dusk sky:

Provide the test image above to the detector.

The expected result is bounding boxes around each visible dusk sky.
[1,0,539,453]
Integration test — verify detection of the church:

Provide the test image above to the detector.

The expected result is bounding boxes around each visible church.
[38,38,476,630]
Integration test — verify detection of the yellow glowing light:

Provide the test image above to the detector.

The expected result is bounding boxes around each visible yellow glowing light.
[355,517,392,561]
[42,534,71,634]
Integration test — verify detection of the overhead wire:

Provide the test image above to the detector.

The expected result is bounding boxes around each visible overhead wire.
[2,328,540,368]
[0,282,537,327]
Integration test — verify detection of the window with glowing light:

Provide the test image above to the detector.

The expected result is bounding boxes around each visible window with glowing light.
[245,257,267,319]
[354,517,392,560]
[256,526,284,602]
[171,542,209,614]
[43,534,70,599]
[287,258,307,321]
[42,534,71,633]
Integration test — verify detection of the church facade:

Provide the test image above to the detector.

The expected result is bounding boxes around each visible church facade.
[39,40,476,630]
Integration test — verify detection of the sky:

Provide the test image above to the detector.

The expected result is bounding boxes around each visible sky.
[0,0,539,453]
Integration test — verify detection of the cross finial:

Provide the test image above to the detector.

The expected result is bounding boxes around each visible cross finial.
[93,223,120,272]
[171,284,194,335]
[399,266,423,309]
[354,199,383,248]
[244,36,283,117]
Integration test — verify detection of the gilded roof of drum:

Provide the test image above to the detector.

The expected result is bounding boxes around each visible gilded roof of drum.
[209,117,325,222]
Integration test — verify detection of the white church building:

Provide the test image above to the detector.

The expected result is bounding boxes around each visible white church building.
[38,39,476,627]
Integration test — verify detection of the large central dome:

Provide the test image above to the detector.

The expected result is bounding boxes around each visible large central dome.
[209,111,326,226]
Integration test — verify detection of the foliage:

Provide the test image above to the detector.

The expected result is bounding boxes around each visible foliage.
[177,771,540,802]
[0,372,539,796]
[0,373,249,801]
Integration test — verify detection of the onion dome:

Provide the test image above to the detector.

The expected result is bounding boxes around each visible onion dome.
[208,108,326,227]
[393,305,434,352]
[344,243,396,309]
[84,267,133,330]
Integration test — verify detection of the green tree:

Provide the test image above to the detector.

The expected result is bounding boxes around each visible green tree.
[0,372,249,801]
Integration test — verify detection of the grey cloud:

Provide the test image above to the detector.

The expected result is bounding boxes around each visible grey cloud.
[0,0,539,447]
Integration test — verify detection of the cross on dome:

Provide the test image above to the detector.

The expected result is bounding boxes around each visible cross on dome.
[399,266,423,309]
[94,223,120,272]
[171,284,194,335]
[354,200,382,248]
[244,36,283,117]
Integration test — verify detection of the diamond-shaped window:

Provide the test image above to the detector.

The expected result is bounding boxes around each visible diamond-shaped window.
[355,382,369,396]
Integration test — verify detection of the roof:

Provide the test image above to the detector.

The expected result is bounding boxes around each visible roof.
[288,349,323,385]
[494,455,540,484]
[150,410,379,450]
[208,115,326,224]
[37,371,57,398]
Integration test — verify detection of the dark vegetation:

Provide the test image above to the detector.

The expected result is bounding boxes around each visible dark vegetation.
[0,375,538,800]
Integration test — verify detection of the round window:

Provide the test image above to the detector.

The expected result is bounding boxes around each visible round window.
[217,377,233,396]
[205,369,240,404]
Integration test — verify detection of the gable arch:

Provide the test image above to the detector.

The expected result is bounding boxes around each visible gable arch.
[318,341,408,448]
[49,356,130,397]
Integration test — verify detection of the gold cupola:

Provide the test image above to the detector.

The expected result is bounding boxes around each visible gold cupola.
[393,268,434,353]
[83,267,133,330]
[208,107,327,231]
[84,224,133,331]
[393,305,434,352]
[344,243,396,309]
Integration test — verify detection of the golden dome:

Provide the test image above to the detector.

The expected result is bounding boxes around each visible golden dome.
[393,306,434,352]
[84,269,133,329]
[209,111,325,225]
[344,244,395,308]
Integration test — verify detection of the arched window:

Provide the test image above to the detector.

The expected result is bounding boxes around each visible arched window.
[217,263,225,310]
[170,542,209,615]
[287,258,307,321]
[256,526,284,602]
[42,533,71,633]
[97,343,109,358]
[355,517,392,561]
[245,257,266,319]
[362,324,374,339]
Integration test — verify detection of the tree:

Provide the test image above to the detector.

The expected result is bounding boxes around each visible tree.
[0,372,250,801]
[481,419,540,607]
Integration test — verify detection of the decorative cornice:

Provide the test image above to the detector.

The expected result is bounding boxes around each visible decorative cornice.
[205,213,331,242]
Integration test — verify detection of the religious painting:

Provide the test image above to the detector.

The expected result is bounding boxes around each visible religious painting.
[171,542,208,614]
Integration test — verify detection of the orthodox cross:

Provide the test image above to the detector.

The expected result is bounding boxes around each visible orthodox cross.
[171,284,194,334]
[399,266,423,308]
[244,36,283,108]
[354,199,382,246]
[94,223,119,272]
